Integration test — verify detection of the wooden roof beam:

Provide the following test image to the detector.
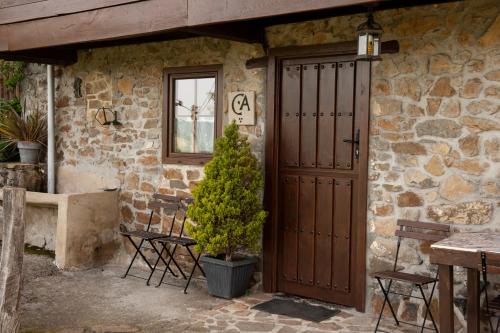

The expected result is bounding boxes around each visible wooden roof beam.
[187,0,384,25]
[0,47,77,65]
[0,0,387,53]
[180,23,266,45]
[0,0,453,64]
[0,0,144,25]
[1,0,188,52]
[245,40,400,69]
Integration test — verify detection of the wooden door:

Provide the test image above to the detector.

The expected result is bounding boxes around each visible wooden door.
[276,55,368,306]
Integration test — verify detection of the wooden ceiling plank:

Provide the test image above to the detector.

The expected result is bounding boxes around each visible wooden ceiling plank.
[4,0,188,51]
[0,0,143,25]
[0,0,45,9]
[0,25,7,51]
[187,0,383,25]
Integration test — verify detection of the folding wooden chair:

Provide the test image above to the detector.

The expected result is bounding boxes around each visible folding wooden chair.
[480,251,500,332]
[153,197,206,293]
[120,194,184,285]
[371,219,450,333]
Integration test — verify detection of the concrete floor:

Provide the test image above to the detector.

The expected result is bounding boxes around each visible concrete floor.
[20,253,412,333]
[20,253,223,332]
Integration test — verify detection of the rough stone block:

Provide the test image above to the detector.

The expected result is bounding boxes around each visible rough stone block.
[427,200,493,225]
[416,119,462,138]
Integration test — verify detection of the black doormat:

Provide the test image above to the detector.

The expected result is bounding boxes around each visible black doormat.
[252,298,340,322]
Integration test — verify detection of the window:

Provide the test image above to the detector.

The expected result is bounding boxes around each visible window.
[162,65,223,165]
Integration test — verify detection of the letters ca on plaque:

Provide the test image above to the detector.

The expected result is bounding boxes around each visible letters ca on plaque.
[228,91,255,125]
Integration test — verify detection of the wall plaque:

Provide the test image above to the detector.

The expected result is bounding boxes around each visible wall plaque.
[228,91,255,125]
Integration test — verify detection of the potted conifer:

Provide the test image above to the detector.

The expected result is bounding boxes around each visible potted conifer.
[187,122,267,299]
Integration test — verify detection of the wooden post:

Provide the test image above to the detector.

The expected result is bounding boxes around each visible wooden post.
[467,268,480,333]
[438,264,454,333]
[0,187,26,333]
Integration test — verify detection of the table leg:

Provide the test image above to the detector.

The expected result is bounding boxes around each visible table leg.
[467,268,480,333]
[439,264,454,333]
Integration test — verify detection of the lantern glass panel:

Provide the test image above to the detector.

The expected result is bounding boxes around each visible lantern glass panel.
[373,36,380,57]
[367,34,374,56]
[358,33,368,57]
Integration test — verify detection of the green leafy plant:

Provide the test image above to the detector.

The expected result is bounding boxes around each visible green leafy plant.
[0,60,26,161]
[1,61,25,90]
[187,122,267,261]
[0,102,47,150]
[2,97,22,114]
[0,60,25,114]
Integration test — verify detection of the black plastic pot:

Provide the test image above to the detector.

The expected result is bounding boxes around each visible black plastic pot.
[200,255,257,299]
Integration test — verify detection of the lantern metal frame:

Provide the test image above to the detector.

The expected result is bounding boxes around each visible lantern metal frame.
[356,13,383,61]
[95,107,122,126]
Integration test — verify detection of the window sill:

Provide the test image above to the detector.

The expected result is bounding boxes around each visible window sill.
[163,154,212,166]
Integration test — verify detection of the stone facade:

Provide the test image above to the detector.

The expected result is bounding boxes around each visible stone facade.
[268,0,499,325]
[366,1,499,325]
[22,39,266,267]
[0,163,45,192]
[20,0,499,322]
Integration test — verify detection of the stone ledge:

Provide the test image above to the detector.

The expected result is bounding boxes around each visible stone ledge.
[0,189,61,207]
[0,162,45,168]
[0,190,120,269]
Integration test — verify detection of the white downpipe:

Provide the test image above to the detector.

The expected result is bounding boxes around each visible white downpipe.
[47,64,55,194]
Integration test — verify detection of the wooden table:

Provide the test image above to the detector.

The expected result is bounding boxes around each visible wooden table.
[430,232,500,333]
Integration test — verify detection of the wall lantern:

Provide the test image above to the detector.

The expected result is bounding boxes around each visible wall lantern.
[95,107,122,126]
[356,13,383,61]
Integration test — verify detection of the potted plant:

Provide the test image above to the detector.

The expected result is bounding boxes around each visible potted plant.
[187,122,267,299]
[0,103,47,164]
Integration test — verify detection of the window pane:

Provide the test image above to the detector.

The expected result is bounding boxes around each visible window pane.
[174,117,193,153]
[196,78,215,117]
[196,117,214,153]
[173,77,216,153]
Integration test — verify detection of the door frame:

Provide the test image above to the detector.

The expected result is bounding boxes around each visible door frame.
[262,41,372,312]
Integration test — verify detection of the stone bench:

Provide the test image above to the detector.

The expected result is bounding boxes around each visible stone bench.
[0,190,120,269]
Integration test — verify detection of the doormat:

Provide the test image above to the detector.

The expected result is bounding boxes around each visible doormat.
[252,298,340,322]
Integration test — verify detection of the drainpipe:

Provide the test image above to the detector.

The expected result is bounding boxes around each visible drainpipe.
[47,64,55,194]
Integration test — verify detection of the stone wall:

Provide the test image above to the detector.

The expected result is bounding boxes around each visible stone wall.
[268,0,500,324]
[0,163,45,192]
[20,0,499,321]
[22,38,266,270]
[369,1,499,324]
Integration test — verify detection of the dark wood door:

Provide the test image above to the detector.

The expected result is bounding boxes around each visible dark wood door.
[277,55,368,306]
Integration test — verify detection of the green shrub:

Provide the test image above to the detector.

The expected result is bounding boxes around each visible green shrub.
[187,122,267,261]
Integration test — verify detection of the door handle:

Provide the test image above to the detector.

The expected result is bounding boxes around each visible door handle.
[343,129,360,160]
